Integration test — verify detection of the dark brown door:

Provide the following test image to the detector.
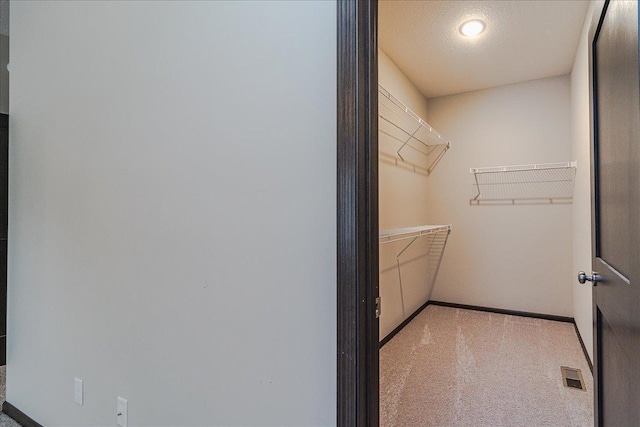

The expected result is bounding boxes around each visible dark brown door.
[591,1,640,425]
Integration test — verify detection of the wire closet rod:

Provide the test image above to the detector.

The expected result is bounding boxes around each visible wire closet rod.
[379,225,451,245]
[470,161,577,175]
[378,85,451,161]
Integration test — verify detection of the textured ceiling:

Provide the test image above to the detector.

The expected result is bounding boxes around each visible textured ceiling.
[379,0,590,98]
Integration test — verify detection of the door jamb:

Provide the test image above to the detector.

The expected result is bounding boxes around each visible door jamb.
[336,1,379,426]
[335,0,615,424]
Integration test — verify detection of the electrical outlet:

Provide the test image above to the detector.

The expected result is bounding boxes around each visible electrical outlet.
[74,378,83,406]
[117,397,128,427]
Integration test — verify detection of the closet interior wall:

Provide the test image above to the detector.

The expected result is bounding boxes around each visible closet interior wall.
[425,76,573,317]
[569,0,598,362]
[379,51,575,344]
[378,49,432,340]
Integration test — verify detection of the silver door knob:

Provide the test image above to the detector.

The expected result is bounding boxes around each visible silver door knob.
[578,271,600,284]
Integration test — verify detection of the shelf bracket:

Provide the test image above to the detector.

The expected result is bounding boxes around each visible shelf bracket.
[472,171,481,201]
[396,126,423,162]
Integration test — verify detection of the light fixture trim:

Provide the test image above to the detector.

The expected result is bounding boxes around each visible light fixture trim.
[459,19,486,38]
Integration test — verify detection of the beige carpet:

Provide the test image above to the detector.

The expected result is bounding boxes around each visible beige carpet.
[380,305,594,427]
[0,366,20,427]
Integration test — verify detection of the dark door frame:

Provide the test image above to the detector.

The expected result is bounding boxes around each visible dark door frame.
[336,0,379,426]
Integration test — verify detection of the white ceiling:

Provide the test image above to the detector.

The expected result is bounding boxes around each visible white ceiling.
[379,0,590,99]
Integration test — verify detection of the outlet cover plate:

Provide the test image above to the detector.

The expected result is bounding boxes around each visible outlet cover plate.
[74,378,83,406]
[117,397,128,427]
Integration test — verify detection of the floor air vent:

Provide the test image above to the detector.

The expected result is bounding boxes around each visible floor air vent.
[561,366,585,391]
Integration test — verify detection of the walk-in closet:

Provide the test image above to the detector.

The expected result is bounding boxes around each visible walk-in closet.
[377,1,595,425]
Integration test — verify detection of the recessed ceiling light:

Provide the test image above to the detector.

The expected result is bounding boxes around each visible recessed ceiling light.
[460,19,485,38]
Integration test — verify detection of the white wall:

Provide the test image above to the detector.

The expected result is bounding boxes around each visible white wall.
[378,50,429,128]
[426,76,574,317]
[0,34,7,114]
[378,49,430,230]
[570,0,601,363]
[8,2,336,426]
[378,50,436,339]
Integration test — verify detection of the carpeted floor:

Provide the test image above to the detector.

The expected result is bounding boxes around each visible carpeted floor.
[0,367,20,427]
[0,413,18,427]
[380,305,594,427]
[0,366,4,404]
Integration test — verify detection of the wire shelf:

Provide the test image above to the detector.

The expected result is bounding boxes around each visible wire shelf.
[379,225,451,245]
[379,225,451,317]
[470,161,577,204]
[378,85,450,163]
